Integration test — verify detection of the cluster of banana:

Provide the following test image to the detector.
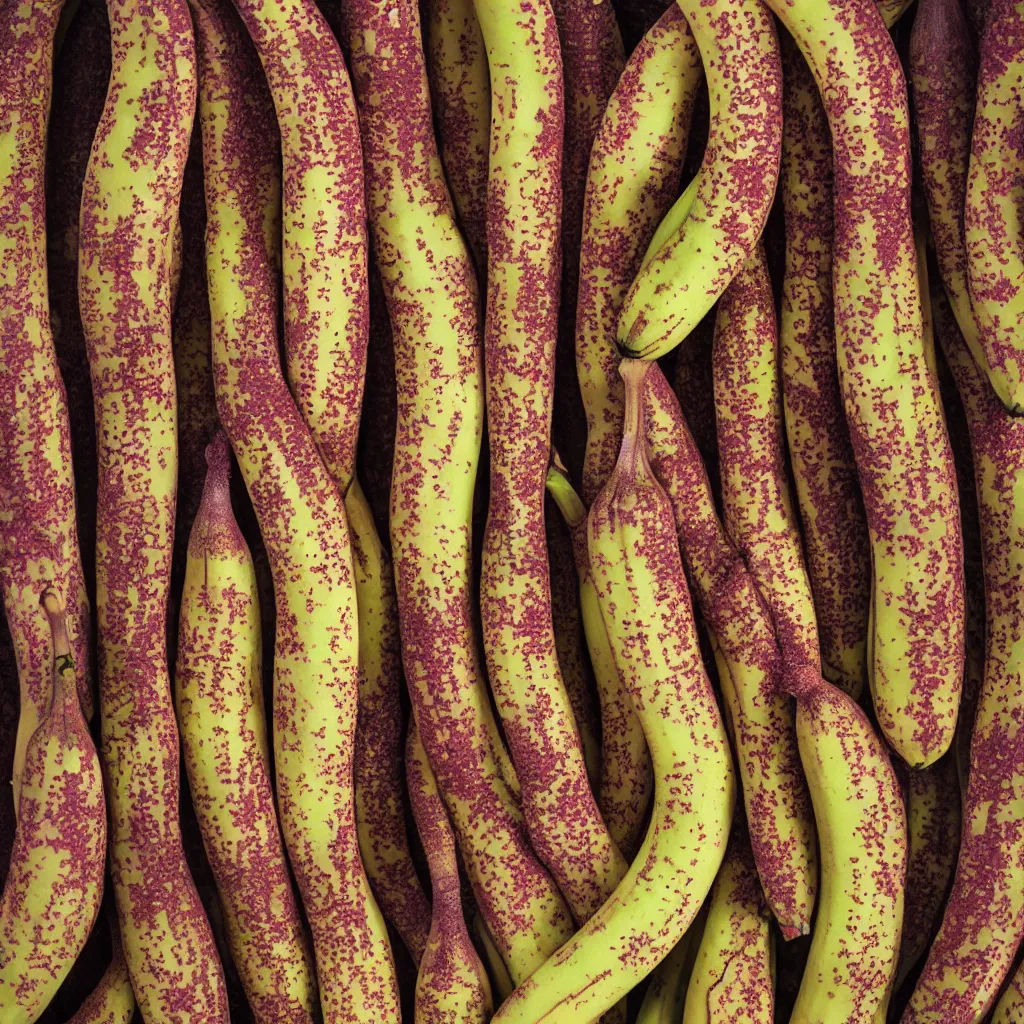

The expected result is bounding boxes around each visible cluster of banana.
[1,0,1022,1020]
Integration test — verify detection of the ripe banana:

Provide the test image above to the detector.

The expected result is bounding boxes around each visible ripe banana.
[645,368,817,940]
[964,0,1024,412]
[634,915,704,1024]
[713,242,821,673]
[175,433,318,1022]
[78,0,229,1015]
[407,722,493,1024]
[545,462,653,860]
[778,34,870,699]
[785,666,906,1024]
[682,821,774,1024]
[492,358,735,1022]
[336,0,569,981]
[576,4,701,505]
[902,283,1024,1024]
[474,0,627,928]
[193,0,399,1015]
[0,0,92,810]
[895,753,960,989]
[0,591,105,1024]
[616,0,782,361]
[765,0,964,768]
[66,912,135,1024]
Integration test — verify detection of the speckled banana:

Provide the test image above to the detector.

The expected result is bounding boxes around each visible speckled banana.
[682,820,774,1024]
[0,591,105,1024]
[0,0,92,811]
[765,0,964,768]
[65,912,135,1024]
[616,0,782,361]
[193,0,400,1015]
[634,918,704,1024]
[545,462,653,860]
[175,432,318,1022]
[785,666,906,1024]
[492,359,734,1023]
[78,0,229,1014]
[407,722,493,1024]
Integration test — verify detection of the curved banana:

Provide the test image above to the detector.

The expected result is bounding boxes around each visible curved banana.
[778,34,870,699]
[671,316,719,493]
[713,242,820,674]
[0,0,92,808]
[78,0,229,1015]
[964,0,1024,412]
[682,821,773,1024]
[336,0,567,980]
[492,359,735,1023]
[421,0,490,278]
[635,917,704,1024]
[576,4,701,505]
[175,432,318,1022]
[902,283,1024,1024]
[895,753,960,989]
[645,368,817,939]
[545,463,653,859]
[474,0,627,929]
[193,0,400,1015]
[0,591,105,1024]
[65,913,135,1024]
[407,723,493,1024]
[786,665,906,1024]
[765,0,964,768]
[616,0,781,361]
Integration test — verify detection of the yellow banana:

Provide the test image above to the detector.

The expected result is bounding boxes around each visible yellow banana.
[617,0,781,361]
[407,722,493,1024]
[785,666,907,1024]
[545,463,653,860]
[576,4,702,505]
[765,0,964,768]
[492,359,735,1022]
[645,369,817,939]
[634,913,705,1024]
[0,0,92,811]
[175,432,318,1022]
[0,591,105,1024]
[474,0,627,929]
[65,912,135,1024]
[193,0,400,1014]
[682,821,774,1024]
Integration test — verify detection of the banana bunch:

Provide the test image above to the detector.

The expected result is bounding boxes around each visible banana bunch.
[4,0,1021,1019]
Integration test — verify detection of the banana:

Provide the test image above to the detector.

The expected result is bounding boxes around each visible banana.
[471,914,515,1004]
[0,591,105,1024]
[407,723,493,1024]
[671,315,719,495]
[778,34,870,699]
[895,753,960,989]
[347,479,432,965]
[963,0,1024,412]
[175,432,318,1022]
[193,0,400,1015]
[713,242,821,674]
[576,4,701,505]
[549,0,624,484]
[335,0,569,981]
[682,820,774,1024]
[902,283,1024,1024]
[785,666,906,1023]
[491,358,735,1023]
[616,0,782,361]
[634,913,705,1024]
[0,0,92,809]
[421,0,490,279]
[765,0,964,768]
[78,0,230,1015]
[65,912,135,1024]
[546,487,602,790]
[645,368,817,940]
[545,463,653,860]
[474,0,628,929]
